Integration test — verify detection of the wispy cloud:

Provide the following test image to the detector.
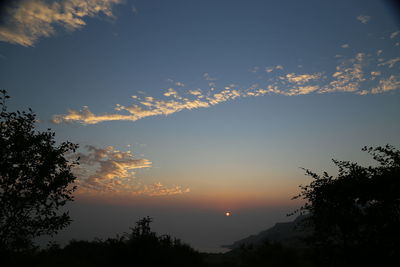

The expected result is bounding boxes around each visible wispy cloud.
[390,31,399,39]
[203,72,217,81]
[52,44,400,124]
[378,57,400,68]
[285,73,322,85]
[0,0,123,46]
[341,44,349,48]
[249,66,260,73]
[52,85,242,124]
[131,4,138,15]
[73,145,189,196]
[357,15,371,24]
[265,65,284,73]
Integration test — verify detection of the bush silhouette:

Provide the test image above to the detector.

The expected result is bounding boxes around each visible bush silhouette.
[23,217,203,267]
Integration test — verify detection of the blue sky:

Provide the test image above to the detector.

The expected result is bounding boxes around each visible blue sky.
[1,0,400,252]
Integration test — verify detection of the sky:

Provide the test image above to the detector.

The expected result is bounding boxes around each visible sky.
[0,0,400,252]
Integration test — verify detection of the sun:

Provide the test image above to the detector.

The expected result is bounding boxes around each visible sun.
[225,212,231,216]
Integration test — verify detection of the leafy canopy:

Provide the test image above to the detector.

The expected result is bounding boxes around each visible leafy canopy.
[294,145,400,265]
[0,90,79,251]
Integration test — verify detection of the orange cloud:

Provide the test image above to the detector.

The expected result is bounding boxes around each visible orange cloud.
[73,145,190,197]
[0,0,123,46]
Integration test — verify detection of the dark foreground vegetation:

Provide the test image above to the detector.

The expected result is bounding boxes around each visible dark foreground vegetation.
[1,90,399,266]
[1,217,205,267]
[1,215,317,267]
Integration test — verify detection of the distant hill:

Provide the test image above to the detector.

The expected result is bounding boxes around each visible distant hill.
[223,215,311,250]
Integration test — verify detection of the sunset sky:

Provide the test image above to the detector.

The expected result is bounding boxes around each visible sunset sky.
[1,0,400,252]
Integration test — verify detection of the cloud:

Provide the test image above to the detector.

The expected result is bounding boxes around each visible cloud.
[52,106,139,124]
[390,31,399,39]
[52,48,400,124]
[73,145,189,196]
[265,65,284,73]
[249,66,259,73]
[53,85,246,124]
[371,75,400,94]
[370,71,381,80]
[265,67,274,73]
[357,15,371,24]
[0,0,123,46]
[371,71,381,76]
[131,4,138,15]
[203,72,217,81]
[284,85,320,96]
[378,57,400,68]
[321,53,366,93]
[189,89,202,96]
[166,78,187,87]
[341,44,349,48]
[285,73,322,85]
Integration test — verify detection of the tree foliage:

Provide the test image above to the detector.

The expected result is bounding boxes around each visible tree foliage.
[0,90,79,251]
[294,145,400,265]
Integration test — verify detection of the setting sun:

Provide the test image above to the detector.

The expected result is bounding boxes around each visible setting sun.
[225,212,231,217]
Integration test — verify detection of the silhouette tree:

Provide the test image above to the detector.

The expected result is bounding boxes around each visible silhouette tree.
[129,216,155,239]
[294,145,400,266]
[0,90,79,252]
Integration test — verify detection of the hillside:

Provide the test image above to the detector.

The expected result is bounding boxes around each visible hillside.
[223,215,311,250]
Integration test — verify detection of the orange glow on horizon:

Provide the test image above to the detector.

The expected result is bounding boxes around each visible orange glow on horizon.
[74,186,306,211]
